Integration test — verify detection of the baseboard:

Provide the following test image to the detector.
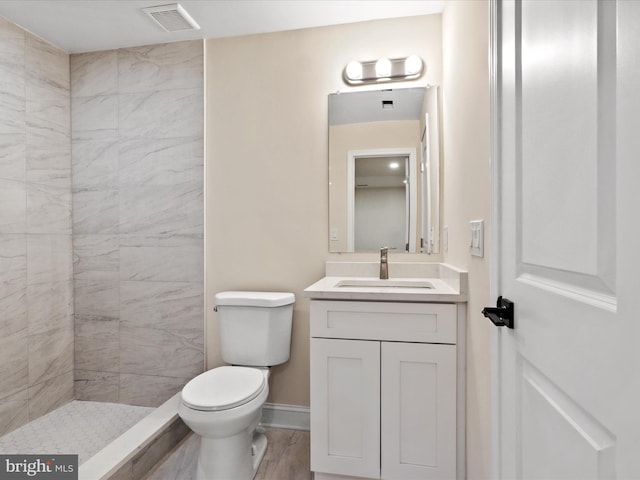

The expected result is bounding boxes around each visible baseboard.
[260,402,310,431]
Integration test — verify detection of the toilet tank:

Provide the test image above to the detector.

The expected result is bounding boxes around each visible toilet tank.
[215,291,295,367]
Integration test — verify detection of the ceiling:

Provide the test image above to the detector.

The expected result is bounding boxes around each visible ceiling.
[0,1,443,54]
[329,87,427,126]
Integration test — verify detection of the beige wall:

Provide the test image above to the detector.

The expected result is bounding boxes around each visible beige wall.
[442,1,492,479]
[205,14,442,407]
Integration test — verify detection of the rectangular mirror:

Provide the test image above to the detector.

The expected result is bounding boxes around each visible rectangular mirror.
[328,86,441,253]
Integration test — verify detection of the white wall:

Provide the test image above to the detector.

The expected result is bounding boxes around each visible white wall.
[355,187,406,251]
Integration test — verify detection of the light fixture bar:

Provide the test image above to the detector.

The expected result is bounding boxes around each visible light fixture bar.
[343,55,424,85]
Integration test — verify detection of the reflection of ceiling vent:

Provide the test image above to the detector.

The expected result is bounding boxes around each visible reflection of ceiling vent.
[142,3,200,32]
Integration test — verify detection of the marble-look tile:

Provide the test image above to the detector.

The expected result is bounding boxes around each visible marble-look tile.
[0,234,27,338]
[75,315,119,372]
[25,163,70,190]
[28,370,73,421]
[25,34,69,99]
[0,287,27,339]
[118,136,203,187]
[120,280,204,330]
[73,278,119,319]
[71,94,118,133]
[119,374,189,408]
[74,370,119,402]
[0,32,25,135]
[0,233,27,285]
[27,280,73,335]
[119,235,203,283]
[26,234,73,285]
[0,179,26,233]
[26,96,70,145]
[26,183,72,234]
[0,329,28,400]
[0,24,25,131]
[118,41,203,94]
[73,234,119,280]
[71,138,118,189]
[0,33,25,81]
[28,324,74,386]
[71,128,118,143]
[25,97,70,187]
[0,32,24,65]
[131,422,182,479]
[72,188,119,234]
[145,431,198,480]
[109,462,134,480]
[70,50,117,98]
[0,389,28,437]
[0,90,25,135]
[119,184,203,235]
[118,88,203,139]
[0,133,25,181]
[119,324,203,379]
[0,16,26,40]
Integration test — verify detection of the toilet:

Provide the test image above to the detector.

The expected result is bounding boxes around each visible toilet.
[178,291,295,480]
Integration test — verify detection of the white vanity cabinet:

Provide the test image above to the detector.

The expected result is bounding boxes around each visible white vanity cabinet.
[309,300,465,480]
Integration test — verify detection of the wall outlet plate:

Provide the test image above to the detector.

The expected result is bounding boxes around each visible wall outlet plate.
[470,220,484,257]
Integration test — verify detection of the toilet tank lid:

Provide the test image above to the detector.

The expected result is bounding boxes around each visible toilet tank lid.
[215,291,295,307]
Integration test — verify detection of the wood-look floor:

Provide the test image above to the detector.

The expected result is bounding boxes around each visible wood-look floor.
[144,428,311,480]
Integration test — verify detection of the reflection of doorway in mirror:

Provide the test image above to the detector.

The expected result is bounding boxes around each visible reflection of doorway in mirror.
[347,148,417,252]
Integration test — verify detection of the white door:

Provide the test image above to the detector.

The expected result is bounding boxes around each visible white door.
[493,0,640,478]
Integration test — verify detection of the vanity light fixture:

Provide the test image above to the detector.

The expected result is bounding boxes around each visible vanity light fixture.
[343,55,424,85]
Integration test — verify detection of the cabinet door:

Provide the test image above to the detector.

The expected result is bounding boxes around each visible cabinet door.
[310,338,381,478]
[381,342,456,479]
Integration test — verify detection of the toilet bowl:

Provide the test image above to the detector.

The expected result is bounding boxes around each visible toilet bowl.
[178,291,295,480]
[179,366,270,480]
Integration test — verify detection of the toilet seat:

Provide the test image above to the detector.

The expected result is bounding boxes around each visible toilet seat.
[181,366,266,412]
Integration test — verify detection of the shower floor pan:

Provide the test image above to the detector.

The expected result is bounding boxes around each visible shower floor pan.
[0,393,187,480]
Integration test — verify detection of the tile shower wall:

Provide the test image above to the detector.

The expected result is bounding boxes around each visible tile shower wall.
[70,41,204,407]
[0,18,74,436]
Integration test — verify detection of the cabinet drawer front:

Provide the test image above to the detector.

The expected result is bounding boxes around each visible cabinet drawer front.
[310,300,457,343]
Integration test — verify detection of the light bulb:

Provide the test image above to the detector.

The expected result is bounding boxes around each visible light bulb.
[375,58,392,78]
[405,55,423,75]
[389,162,400,170]
[345,61,363,80]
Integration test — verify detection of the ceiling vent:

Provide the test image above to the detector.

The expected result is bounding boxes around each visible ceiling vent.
[142,3,200,32]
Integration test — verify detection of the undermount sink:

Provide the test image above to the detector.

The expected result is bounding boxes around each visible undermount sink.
[335,279,434,289]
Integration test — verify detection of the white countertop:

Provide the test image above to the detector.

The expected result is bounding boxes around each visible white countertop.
[304,263,468,303]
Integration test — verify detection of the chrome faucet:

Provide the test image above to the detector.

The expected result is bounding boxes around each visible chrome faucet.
[380,247,389,280]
